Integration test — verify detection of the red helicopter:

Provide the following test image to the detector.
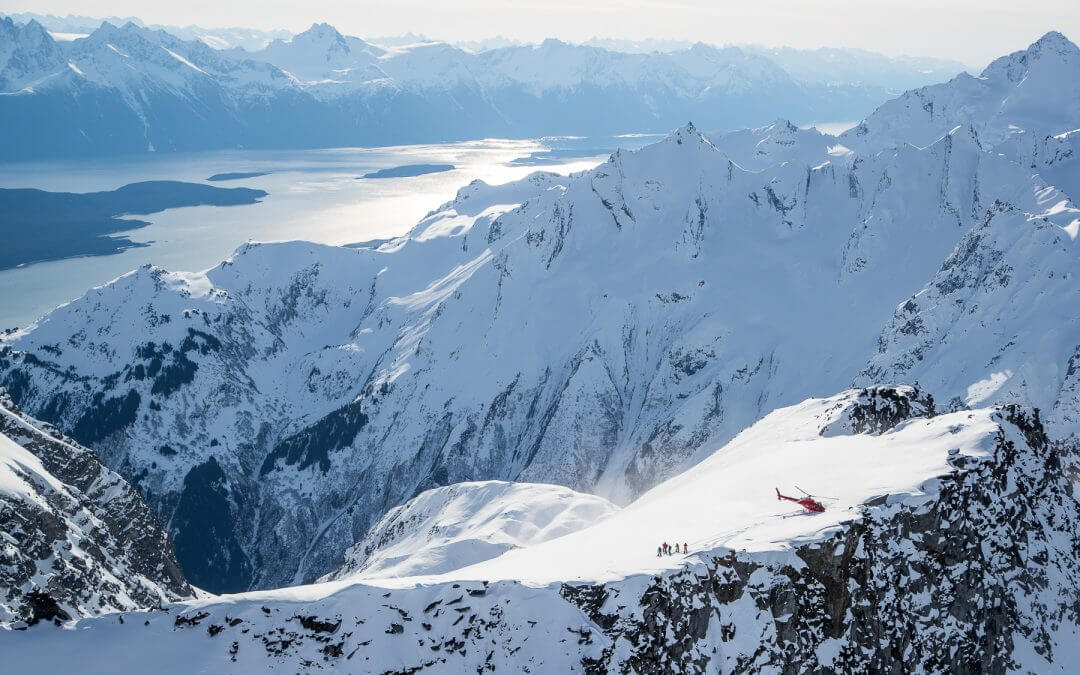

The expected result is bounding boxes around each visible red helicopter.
[775,486,830,513]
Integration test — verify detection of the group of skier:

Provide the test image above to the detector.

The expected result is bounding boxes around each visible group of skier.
[657,541,688,556]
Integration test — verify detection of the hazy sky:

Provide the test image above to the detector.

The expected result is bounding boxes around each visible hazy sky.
[9,0,1080,67]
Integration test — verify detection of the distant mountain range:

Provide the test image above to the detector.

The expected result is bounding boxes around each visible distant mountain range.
[0,16,965,160]
[2,11,290,50]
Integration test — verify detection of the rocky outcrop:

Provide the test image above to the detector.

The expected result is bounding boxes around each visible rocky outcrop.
[561,406,1080,673]
[0,389,191,627]
[819,384,935,436]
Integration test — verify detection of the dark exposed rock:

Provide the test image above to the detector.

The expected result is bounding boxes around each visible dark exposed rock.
[294,615,341,633]
[174,611,209,627]
[820,385,935,436]
[23,591,70,627]
[0,389,191,626]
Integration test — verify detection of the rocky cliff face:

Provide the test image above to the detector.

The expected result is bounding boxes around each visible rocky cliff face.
[0,389,191,627]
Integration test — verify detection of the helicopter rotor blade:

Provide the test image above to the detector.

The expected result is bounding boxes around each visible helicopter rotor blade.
[795,485,838,500]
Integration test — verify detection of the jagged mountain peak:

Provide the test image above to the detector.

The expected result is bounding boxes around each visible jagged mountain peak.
[663,120,715,149]
[842,29,1080,157]
[18,17,48,35]
[0,15,65,91]
[285,22,352,53]
[766,117,800,133]
[0,17,56,54]
[81,20,164,50]
[87,20,122,37]
[538,37,568,49]
[302,22,344,38]
[705,117,837,170]
[1024,30,1079,58]
[980,29,1080,82]
[253,21,385,84]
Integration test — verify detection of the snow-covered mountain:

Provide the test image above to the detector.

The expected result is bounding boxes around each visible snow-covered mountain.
[842,31,1080,197]
[0,17,65,91]
[1,19,907,160]
[0,18,300,158]
[2,388,1077,672]
[0,389,191,627]
[251,22,387,85]
[324,480,616,580]
[2,31,1078,599]
[745,44,968,90]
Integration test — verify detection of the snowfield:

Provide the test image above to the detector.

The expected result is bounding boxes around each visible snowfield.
[1,388,1077,673]
[390,391,997,586]
[326,480,617,580]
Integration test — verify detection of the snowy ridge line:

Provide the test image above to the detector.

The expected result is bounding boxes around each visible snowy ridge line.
[324,480,618,581]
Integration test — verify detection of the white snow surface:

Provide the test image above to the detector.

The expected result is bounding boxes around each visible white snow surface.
[0,428,65,508]
[363,391,998,587]
[326,480,617,580]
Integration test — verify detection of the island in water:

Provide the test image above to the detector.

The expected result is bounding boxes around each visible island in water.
[0,181,268,270]
[207,171,271,182]
[509,147,613,166]
[360,164,455,179]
